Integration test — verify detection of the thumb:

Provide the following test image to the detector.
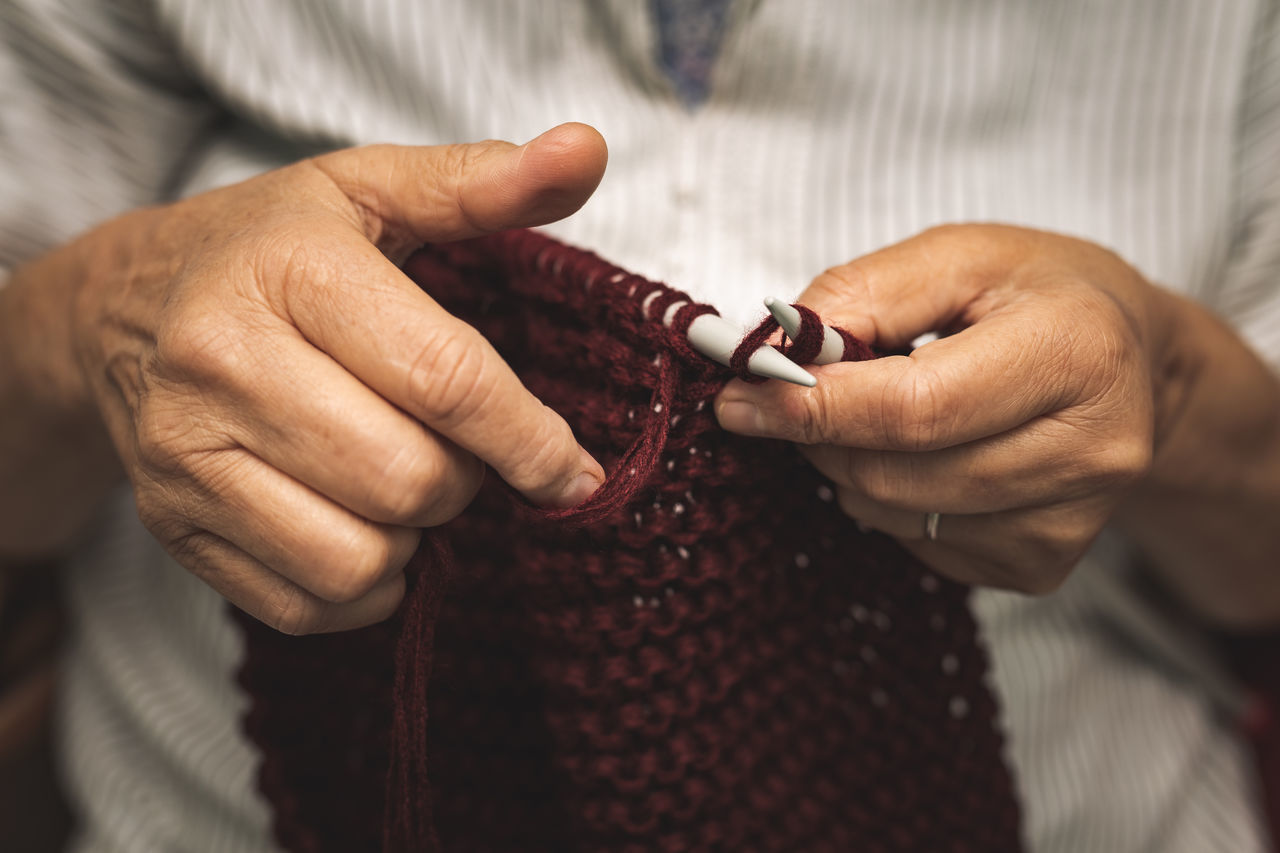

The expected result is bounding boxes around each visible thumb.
[311,122,608,255]
[795,225,1034,349]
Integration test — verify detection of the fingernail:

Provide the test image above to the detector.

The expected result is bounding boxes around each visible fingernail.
[558,470,602,508]
[716,400,766,435]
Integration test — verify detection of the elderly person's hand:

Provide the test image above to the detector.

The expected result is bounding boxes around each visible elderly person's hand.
[715,225,1280,622]
[2,123,608,635]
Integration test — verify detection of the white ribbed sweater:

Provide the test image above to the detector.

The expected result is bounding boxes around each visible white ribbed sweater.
[3,2,1278,850]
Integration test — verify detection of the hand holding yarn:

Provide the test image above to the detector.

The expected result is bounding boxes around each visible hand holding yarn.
[715,225,1177,592]
[67,125,608,633]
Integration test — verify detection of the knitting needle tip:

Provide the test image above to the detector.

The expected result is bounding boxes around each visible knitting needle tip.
[763,296,801,337]
[747,347,818,387]
[683,312,816,387]
[764,295,845,365]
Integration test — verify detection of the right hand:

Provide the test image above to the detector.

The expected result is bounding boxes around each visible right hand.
[71,123,609,634]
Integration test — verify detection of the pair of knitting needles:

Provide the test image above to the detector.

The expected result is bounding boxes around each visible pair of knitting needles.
[672,296,845,386]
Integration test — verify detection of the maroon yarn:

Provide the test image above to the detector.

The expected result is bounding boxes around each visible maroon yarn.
[1225,633,1280,849]
[775,303,826,365]
[235,229,1023,852]
[727,316,775,383]
[727,302,877,375]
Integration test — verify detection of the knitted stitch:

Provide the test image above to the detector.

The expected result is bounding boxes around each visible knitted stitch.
[236,229,1023,852]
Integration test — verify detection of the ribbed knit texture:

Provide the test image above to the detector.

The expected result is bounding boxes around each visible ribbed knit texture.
[235,230,1022,852]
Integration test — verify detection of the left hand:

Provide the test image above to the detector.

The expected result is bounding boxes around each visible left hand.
[715,224,1179,593]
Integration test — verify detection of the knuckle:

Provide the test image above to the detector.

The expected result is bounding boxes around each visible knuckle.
[808,264,872,307]
[133,398,205,474]
[1076,330,1130,391]
[153,306,247,383]
[881,368,942,451]
[797,383,843,445]
[1055,292,1143,389]
[1054,508,1105,555]
[503,410,579,491]
[920,222,1003,254]
[982,549,1069,596]
[438,142,500,232]
[368,442,445,523]
[316,525,395,604]
[845,453,907,507]
[252,227,328,304]
[406,324,493,426]
[445,142,479,185]
[397,453,484,526]
[131,468,212,555]
[971,506,1103,596]
[145,507,199,556]
[918,223,962,246]
[1109,435,1154,485]
[919,222,1001,249]
[444,139,506,181]
[132,457,228,549]
[261,583,323,636]
[1072,435,1153,494]
[133,494,168,536]
[367,573,409,622]
[1090,321,1136,372]
[428,453,486,522]
[1015,516,1099,594]
[920,222,964,240]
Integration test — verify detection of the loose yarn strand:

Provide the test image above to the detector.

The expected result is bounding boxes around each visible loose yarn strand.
[384,531,453,852]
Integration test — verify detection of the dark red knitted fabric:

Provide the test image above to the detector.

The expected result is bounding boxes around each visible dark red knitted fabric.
[235,229,1023,852]
[1227,634,1280,850]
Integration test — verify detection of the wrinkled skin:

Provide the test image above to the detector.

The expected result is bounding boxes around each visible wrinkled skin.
[2,124,608,634]
[716,225,1280,625]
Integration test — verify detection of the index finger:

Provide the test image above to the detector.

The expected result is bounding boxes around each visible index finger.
[716,304,1086,451]
[278,225,603,509]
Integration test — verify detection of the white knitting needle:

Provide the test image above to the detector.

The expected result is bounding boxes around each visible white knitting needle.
[764,296,845,365]
[660,300,816,387]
